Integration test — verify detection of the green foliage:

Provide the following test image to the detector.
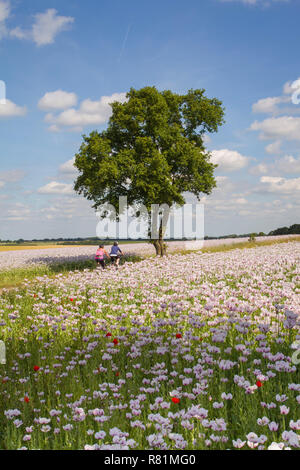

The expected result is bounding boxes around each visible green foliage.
[269,224,300,236]
[248,233,257,242]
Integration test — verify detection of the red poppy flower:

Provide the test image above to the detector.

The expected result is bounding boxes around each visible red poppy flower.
[171,397,180,404]
[106,333,112,337]
[113,339,118,345]
[33,366,40,372]
[115,372,120,377]
[70,298,74,302]
[24,396,30,403]
[256,380,262,388]
[176,334,182,339]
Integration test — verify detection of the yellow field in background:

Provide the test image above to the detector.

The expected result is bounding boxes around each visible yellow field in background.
[0,245,93,252]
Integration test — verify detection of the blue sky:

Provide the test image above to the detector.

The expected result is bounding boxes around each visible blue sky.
[0,0,300,239]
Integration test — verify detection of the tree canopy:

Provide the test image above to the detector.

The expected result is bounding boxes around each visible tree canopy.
[74,86,225,255]
[269,224,300,236]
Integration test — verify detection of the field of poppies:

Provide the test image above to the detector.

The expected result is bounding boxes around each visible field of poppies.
[0,241,299,450]
[0,235,296,271]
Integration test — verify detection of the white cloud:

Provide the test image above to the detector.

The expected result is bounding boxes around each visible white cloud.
[0,99,26,118]
[0,201,32,222]
[32,9,74,46]
[252,77,300,119]
[37,195,96,222]
[9,26,27,40]
[290,78,300,105]
[203,134,211,144]
[43,92,128,132]
[0,169,25,183]
[38,90,77,111]
[275,155,300,174]
[250,77,300,154]
[252,96,287,114]
[250,116,300,141]
[59,158,76,173]
[38,181,74,195]
[58,158,78,179]
[214,175,235,193]
[10,8,74,46]
[0,0,10,38]
[210,149,249,172]
[265,140,282,155]
[261,176,283,184]
[6,203,31,221]
[249,154,300,176]
[283,77,300,95]
[0,0,9,21]
[248,163,269,175]
[235,198,248,204]
[260,175,300,194]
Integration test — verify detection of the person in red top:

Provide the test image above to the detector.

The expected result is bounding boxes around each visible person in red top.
[95,245,109,269]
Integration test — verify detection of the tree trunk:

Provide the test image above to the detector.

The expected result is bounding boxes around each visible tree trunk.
[152,240,162,256]
[158,219,166,257]
[149,210,168,256]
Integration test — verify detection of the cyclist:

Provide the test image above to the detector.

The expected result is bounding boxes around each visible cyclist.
[110,241,124,268]
[95,245,109,269]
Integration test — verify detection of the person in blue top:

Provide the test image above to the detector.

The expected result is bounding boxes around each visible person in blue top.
[110,241,124,268]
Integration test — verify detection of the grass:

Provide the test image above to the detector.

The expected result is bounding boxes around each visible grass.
[0,262,93,290]
[0,255,142,290]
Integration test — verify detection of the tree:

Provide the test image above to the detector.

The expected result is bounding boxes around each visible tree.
[269,226,289,236]
[289,224,300,234]
[74,86,225,255]
[269,224,300,236]
[248,233,257,242]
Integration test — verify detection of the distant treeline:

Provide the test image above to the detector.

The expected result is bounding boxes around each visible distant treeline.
[268,224,300,236]
[205,224,300,239]
[207,224,300,239]
[204,233,266,240]
[0,224,299,244]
